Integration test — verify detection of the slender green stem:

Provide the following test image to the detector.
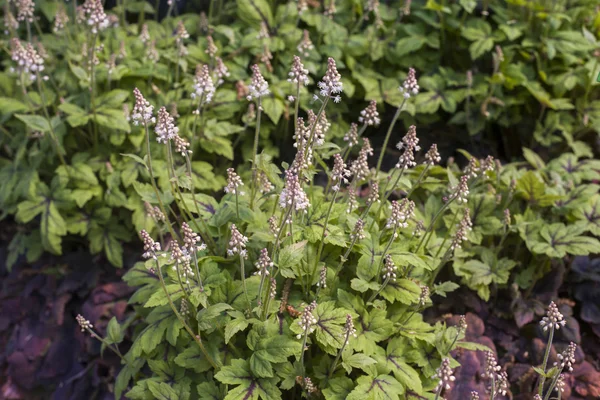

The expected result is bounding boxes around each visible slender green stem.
[299,325,310,379]
[35,73,67,169]
[543,367,564,400]
[89,33,99,149]
[404,165,431,199]
[184,154,217,253]
[328,334,350,379]
[144,124,179,240]
[433,385,443,400]
[312,190,339,287]
[374,223,398,282]
[305,97,329,151]
[434,207,460,259]
[294,82,300,131]
[537,326,555,395]
[191,251,205,292]
[250,98,263,209]
[370,166,406,231]
[239,256,251,312]
[367,276,390,303]
[235,191,240,219]
[86,328,125,361]
[174,261,193,304]
[342,124,368,162]
[154,258,219,370]
[414,199,454,254]
[375,98,406,176]
[190,96,204,150]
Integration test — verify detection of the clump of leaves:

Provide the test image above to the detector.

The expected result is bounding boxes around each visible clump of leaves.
[77,54,547,400]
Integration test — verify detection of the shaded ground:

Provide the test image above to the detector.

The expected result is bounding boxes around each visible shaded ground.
[1,226,599,399]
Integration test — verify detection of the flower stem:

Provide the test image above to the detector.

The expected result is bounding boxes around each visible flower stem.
[312,190,338,288]
[367,276,390,303]
[375,98,406,177]
[250,98,263,209]
[537,326,555,395]
[239,256,251,312]
[328,333,350,379]
[154,258,219,370]
[434,207,460,259]
[184,154,217,253]
[144,124,179,241]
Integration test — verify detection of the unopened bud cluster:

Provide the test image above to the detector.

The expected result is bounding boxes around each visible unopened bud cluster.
[224,168,244,195]
[76,314,93,332]
[254,249,273,277]
[296,301,318,339]
[227,224,248,258]
[555,342,577,372]
[433,358,455,391]
[540,301,566,331]
[399,67,419,98]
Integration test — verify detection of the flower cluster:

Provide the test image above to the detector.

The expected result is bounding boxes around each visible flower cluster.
[296,301,318,339]
[349,138,373,181]
[359,100,380,126]
[424,144,441,166]
[11,39,45,80]
[146,40,160,62]
[382,255,397,281]
[214,57,230,85]
[139,23,150,43]
[16,0,35,23]
[386,199,415,230]
[288,55,309,86]
[192,64,215,104]
[450,210,472,251]
[182,222,206,253]
[555,342,577,372]
[257,171,274,193]
[173,134,190,156]
[310,110,331,146]
[254,248,273,277]
[316,266,327,288]
[247,64,270,101]
[141,230,161,260]
[419,285,430,306]
[540,301,567,331]
[227,224,248,258]
[451,175,470,204]
[317,57,343,102]
[170,242,194,283]
[224,168,244,195]
[280,171,310,212]
[155,107,179,143]
[399,67,419,98]
[53,7,69,32]
[343,123,359,147]
[145,202,165,222]
[433,358,455,392]
[395,125,420,169]
[132,88,155,126]
[368,182,380,204]
[175,20,189,42]
[350,219,366,241]
[206,36,218,59]
[331,154,350,191]
[481,351,508,396]
[297,30,314,56]
[82,0,109,34]
[76,315,93,332]
[343,314,357,339]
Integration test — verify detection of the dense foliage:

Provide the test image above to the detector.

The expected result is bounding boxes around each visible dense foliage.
[1,0,600,399]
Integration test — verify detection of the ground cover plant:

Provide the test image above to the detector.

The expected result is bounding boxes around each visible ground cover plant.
[1,0,600,399]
